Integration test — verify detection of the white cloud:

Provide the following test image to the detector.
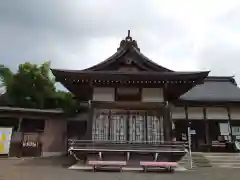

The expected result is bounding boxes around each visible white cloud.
[1,0,240,84]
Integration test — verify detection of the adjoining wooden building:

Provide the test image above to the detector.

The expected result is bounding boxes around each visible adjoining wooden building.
[0,106,67,157]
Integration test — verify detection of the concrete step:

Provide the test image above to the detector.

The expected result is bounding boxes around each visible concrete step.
[178,154,197,169]
[206,159,240,162]
[203,153,240,156]
[68,161,188,172]
[192,155,212,167]
[204,156,240,160]
[211,162,240,165]
[218,164,240,168]
[202,153,240,168]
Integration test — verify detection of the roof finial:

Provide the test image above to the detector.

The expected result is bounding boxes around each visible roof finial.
[127,30,130,37]
[126,30,132,41]
[118,30,140,51]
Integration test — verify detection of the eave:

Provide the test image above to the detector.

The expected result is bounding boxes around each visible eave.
[51,69,209,82]
[51,69,210,101]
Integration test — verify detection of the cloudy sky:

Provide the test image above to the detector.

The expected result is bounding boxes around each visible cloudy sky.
[1,0,240,84]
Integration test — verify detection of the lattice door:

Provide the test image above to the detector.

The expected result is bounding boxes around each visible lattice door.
[92,111,109,141]
[129,112,145,143]
[147,114,164,144]
[110,113,127,142]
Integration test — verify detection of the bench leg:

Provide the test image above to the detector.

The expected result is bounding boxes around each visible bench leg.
[154,153,158,161]
[166,166,174,172]
[127,152,130,161]
[99,152,102,160]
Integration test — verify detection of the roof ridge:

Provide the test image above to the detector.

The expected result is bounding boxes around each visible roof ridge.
[205,76,237,85]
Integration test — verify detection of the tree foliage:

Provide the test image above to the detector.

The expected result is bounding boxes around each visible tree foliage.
[0,64,13,90]
[0,62,79,114]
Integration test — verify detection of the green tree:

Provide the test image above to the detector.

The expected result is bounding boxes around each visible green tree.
[0,65,14,90]
[6,62,56,108]
[0,62,79,114]
[0,65,14,105]
[53,90,80,115]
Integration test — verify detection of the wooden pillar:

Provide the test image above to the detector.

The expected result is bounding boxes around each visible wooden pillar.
[108,110,111,140]
[162,83,170,141]
[163,104,171,141]
[126,111,130,142]
[17,117,22,132]
[144,111,148,143]
[227,106,234,142]
[84,100,93,140]
[184,105,189,134]
[203,107,210,151]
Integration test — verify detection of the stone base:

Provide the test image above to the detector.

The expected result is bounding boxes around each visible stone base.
[42,152,65,157]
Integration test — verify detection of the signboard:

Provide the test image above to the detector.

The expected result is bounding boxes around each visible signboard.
[219,123,230,135]
[190,130,196,135]
[22,133,39,148]
[117,88,140,95]
[232,126,240,136]
[0,127,13,155]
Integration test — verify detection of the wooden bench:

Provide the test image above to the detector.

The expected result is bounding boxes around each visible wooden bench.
[88,160,127,172]
[140,161,178,172]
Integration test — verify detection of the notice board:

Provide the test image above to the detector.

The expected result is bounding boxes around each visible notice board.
[0,127,13,155]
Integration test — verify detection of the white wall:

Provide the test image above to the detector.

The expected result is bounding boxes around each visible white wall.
[206,107,228,119]
[187,107,204,120]
[142,88,164,102]
[172,106,186,119]
[230,107,240,120]
[92,87,115,101]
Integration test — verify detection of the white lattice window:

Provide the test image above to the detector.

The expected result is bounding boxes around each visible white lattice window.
[92,112,109,141]
[129,112,145,143]
[110,114,127,142]
[147,114,164,143]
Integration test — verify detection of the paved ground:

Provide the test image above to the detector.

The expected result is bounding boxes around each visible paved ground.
[0,157,240,180]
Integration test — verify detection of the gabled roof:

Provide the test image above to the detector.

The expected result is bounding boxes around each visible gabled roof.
[83,30,173,72]
[51,31,210,101]
[180,76,240,102]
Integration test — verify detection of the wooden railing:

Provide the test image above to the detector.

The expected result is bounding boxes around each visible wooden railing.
[68,139,188,153]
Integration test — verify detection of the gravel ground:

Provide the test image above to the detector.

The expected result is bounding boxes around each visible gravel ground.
[0,157,239,180]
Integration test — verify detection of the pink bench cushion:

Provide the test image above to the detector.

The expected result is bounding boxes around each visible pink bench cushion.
[140,161,178,167]
[88,161,126,166]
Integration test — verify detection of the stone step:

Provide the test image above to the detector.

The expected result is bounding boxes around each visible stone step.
[202,153,240,168]
[178,153,210,168]
[211,162,240,165]
[192,153,212,167]
[207,159,240,162]
[218,164,240,168]
[68,162,188,171]
[204,156,240,159]
[203,153,240,156]
[205,158,240,162]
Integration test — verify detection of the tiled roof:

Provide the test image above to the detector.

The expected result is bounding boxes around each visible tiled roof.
[180,76,240,102]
